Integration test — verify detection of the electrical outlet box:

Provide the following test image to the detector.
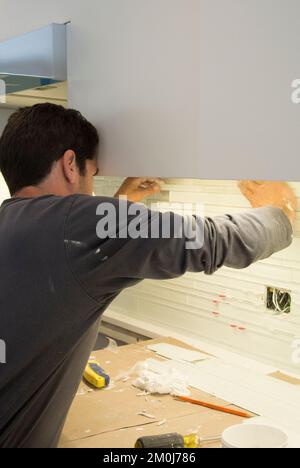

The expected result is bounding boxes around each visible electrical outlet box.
[266,287,291,315]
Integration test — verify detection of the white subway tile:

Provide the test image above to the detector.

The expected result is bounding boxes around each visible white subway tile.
[95,177,300,373]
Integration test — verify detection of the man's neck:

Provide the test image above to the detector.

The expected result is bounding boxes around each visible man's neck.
[13,186,50,199]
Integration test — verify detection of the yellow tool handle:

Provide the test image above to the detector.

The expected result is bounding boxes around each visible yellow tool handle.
[83,360,110,389]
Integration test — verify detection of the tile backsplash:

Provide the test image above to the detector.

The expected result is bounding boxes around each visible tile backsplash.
[95,177,300,375]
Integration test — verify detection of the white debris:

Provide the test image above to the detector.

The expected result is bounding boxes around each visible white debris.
[157,419,167,426]
[106,338,119,354]
[104,382,116,391]
[138,411,157,420]
[133,362,190,397]
[136,391,150,397]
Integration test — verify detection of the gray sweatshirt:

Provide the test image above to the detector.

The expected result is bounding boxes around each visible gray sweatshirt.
[0,195,292,447]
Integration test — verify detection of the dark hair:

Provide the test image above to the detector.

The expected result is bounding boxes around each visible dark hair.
[0,103,99,194]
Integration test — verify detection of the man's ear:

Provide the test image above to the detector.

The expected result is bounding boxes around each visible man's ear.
[61,150,78,184]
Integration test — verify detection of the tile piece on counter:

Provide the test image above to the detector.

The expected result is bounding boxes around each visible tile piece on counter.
[147,343,210,363]
[146,357,300,435]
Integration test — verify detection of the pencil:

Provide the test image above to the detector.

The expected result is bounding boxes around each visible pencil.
[175,395,252,419]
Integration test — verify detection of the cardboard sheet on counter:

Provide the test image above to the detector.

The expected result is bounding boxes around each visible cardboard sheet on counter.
[60,338,237,446]
[61,337,299,448]
[61,410,243,449]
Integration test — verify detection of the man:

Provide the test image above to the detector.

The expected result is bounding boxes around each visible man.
[0,103,296,448]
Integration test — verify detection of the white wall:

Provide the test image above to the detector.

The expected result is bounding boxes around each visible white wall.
[0,109,14,202]
[94,177,300,376]
[0,172,9,202]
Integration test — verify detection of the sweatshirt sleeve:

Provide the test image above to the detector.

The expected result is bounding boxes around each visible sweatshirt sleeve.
[64,196,293,301]
[195,206,293,274]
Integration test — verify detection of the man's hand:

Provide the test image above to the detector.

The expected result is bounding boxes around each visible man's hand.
[238,180,297,225]
[114,178,163,203]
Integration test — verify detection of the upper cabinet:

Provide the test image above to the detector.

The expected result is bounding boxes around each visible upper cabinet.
[2,1,300,180]
[0,24,67,80]
[0,24,68,109]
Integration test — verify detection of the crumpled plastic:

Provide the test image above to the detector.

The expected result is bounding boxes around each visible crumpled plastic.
[133,362,190,397]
